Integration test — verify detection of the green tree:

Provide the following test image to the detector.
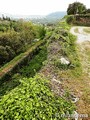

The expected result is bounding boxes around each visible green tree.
[86,9,90,14]
[67,2,86,15]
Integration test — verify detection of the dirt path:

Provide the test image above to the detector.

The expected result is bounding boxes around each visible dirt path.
[70,26,90,43]
[62,41,90,117]
[64,27,90,118]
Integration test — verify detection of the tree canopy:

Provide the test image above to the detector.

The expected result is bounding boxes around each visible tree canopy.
[67,2,86,15]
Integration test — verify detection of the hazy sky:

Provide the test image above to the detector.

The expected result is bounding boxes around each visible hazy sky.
[0,0,90,15]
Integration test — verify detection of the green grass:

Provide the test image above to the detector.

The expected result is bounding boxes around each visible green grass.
[74,28,79,33]
[83,28,90,33]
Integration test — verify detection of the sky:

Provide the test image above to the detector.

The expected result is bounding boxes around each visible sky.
[0,0,90,15]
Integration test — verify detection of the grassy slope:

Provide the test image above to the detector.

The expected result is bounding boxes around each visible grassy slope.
[20,46,47,77]
[1,17,86,120]
[0,40,44,82]
[0,45,47,97]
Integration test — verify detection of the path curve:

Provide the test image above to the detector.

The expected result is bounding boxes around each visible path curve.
[70,26,90,43]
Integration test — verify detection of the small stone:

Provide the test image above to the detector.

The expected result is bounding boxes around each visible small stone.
[72,97,79,103]
[60,57,70,65]
[52,77,61,84]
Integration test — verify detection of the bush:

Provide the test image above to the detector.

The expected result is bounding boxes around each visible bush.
[0,45,9,64]
[20,46,47,77]
[6,45,15,59]
[0,32,25,65]
[36,25,46,39]
[0,20,46,66]
[66,15,75,24]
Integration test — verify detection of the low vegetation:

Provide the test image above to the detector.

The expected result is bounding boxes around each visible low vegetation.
[0,2,90,118]
[0,75,74,120]
[0,44,47,96]
[83,28,90,33]
[0,18,77,119]
[0,40,45,83]
[66,14,90,26]
[20,45,47,77]
[0,19,46,66]
[47,21,82,76]
[74,28,79,33]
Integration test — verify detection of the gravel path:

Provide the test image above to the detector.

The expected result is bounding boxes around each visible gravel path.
[70,26,90,43]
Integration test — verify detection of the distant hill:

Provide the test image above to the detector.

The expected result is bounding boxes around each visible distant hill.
[0,11,66,24]
[30,12,66,24]
[0,11,66,19]
[46,11,66,19]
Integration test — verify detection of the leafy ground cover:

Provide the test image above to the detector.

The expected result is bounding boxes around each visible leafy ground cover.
[0,75,74,120]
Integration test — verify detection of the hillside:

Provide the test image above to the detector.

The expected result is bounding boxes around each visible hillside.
[0,17,90,119]
[0,19,46,67]
[46,11,66,19]
[0,12,66,24]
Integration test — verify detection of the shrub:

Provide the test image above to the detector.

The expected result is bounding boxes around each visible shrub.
[36,25,46,39]
[0,45,9,64]
[0,31,25,65]
[66,15,75,24]
[6,45,15,59]
[20,46,47,77]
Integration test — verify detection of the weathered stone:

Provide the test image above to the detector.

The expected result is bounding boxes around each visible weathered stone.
[60,57,70,65]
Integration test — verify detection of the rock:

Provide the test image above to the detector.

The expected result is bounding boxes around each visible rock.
[70,94,79,103]
[60,57,70,65]
[33,39,39,42]
[72,97,79,103]
[52,77,61,84]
